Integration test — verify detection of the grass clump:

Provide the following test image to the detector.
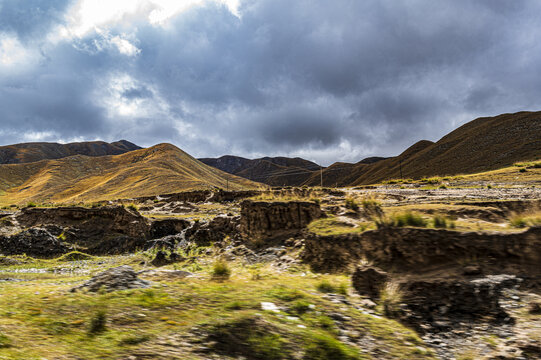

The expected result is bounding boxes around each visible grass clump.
[288,300,312,316]
[344,197,359,211]
[304,332,359,360]
[25,201,37,208]
[316,280,347,295]
[88,310,107,335]
[380,282,403,317]
[509,212,541,228]
[432,215,455,229]
[126,204,139,212]
[211,259,231,280]
[268,285,305,302]
[377,211,427,228]
[0,333,12,348]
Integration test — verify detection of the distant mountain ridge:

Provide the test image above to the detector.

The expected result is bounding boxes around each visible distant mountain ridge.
[0,143,258,205]
[304,111,541,186]
[199,155,321,186]
[0,140,141,164]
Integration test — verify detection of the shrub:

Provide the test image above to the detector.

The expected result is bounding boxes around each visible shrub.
[519,168,527,173]
[26,202,37,208]
[344,197,359,211]
[127,204,138,212]
[439,184,447,189]
[88,310,107,335]
[268,286,305,301]
[211,259,231,280]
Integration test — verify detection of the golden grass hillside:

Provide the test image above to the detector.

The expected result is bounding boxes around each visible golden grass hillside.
[0,143,261,205]
[0,140,141,164]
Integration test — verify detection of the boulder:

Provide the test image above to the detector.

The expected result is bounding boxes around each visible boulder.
[71,266,150,292]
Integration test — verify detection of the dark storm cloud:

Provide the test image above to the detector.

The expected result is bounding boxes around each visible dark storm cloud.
[1,0,541,164]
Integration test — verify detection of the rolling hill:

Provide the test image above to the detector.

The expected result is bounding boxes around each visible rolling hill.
[0,140,141,164]
[0,143,260,205]
[199,155,321,186]
[305,111,541,186]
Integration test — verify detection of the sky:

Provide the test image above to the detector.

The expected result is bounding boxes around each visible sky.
[0,0,540,165]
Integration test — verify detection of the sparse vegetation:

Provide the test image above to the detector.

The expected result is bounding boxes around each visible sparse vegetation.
[377,211,427,228]
[380,281,403,317]
[509,212,541,228]
[432,215,455,229]
[344,197,359,211]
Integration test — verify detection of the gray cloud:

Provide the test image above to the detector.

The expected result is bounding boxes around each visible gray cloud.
[1,0,541,165]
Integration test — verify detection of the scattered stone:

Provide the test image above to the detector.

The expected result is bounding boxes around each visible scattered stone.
[261,302,281,313]
[71,266,150,292]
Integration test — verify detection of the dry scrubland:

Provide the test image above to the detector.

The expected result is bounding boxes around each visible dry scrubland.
[0,160,540,359]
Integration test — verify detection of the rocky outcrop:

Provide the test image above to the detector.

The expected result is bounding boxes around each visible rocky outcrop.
[15,206,151,240]
[0,228,72,257]
[240,200,323,242]
[150,218,191,239]
[400,275,520,332]
[71,266,150,292]
[185,215,240,246]
[351,266,389,299]
[302,226,541,273]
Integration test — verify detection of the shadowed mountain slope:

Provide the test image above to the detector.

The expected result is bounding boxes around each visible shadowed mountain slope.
[0,140,141,164]
[305,111,541,186]
[199,155,321,186]
[0,144,259,205]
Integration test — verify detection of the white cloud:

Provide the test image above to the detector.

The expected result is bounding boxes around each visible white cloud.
[0,33,37,70]
[110,35,140,56]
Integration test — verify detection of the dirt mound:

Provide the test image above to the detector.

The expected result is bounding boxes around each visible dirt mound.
[302,226,541,274]
[240,200,323,242]
[0,228,72,257]
[71,266,150,292]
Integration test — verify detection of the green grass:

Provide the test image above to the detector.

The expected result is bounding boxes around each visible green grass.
[307,216,369,236]
[377,211,427,228]
[0,255,435,359]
